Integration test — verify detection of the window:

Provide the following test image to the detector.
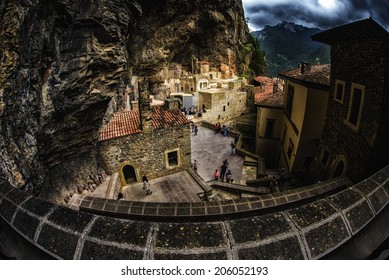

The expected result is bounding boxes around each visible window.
[287,138,294,159]
[334,80,345,103]
[168,151,178,166]
[265,119,276,138]
[165,148,180,168]
[223,106,226,112]
[285,84,294,118]
[346,83,365,130]
[321,149,330,167]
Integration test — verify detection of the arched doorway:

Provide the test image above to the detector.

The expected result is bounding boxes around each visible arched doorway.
[122,165,136,184]
[333,160,345,178]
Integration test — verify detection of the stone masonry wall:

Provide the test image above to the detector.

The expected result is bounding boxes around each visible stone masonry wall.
[201,90,247,123]
[309,40,389,182]
[99,125,191,179]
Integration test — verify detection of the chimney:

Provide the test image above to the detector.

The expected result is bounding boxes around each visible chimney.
[165,98,180,110]
[300,62,310,74]
[138,79,153,133]
[273,82,278,94]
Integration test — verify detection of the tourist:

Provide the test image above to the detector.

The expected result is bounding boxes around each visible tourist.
[214,123,220,134]
[226,170,232,183]
[234,133,240,144]
[220,163,228,181]
[192,160,198,172]
[214,169,220,181]
[230,141,236,156]
[227,126,232,136]
[143,175,152,195]
[270,176,277,193]
[194,125,198,135]
[223,159,229,167]
[223,125,227,137]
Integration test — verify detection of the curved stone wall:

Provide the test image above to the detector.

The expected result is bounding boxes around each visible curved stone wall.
[0,165,388,260]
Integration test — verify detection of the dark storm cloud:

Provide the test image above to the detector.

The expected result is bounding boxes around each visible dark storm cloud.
[243,0,389,31]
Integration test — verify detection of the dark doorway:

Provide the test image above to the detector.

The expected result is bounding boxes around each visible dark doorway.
[123,165,136,184]
[333,160,345,178]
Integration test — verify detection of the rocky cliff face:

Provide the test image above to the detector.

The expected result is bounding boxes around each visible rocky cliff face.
[0,0,249,203]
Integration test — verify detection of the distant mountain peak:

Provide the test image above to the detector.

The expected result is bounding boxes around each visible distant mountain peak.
[276,21,305,33]
[251,22,330,77]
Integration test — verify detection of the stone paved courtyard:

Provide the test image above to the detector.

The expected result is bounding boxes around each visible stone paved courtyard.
[119,126,246,202]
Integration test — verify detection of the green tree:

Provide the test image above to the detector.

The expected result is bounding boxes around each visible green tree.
[248,34,266,76]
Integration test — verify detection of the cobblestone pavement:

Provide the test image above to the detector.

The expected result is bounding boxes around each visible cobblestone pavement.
[121,171,203,203]
[191,126,244,183]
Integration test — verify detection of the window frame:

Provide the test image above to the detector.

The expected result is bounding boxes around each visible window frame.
[334,79,345,104]
[345,82,365,131]
[165,148,181,169]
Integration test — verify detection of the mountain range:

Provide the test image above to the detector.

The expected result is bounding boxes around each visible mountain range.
[251,21,330,77]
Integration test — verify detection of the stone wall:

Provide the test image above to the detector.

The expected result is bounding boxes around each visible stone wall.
[0,0,250,203]
[99,125,191,180]
[309,40,389,182]
[201,90,247,123]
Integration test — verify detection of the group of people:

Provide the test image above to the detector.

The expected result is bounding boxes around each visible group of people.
[181,106,198,116]
[191,123,199,135]
[213,159,233,183]
[214,123,233,137]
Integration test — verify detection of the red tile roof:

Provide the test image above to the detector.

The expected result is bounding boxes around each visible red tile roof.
[254,76,273,84]
[99,110,141,141]
[152,106,190,129]
[253,76,285,108]
[254,86,285,108]
[99,106,190,141]
[279,64,330,86]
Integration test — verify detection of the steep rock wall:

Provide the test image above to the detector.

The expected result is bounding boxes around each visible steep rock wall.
[0,0,249,203]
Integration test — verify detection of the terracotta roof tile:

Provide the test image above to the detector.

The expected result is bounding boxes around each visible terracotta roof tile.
[254,86,285,108]
[99,110,141,141]
[152,106,190,129]
[254,76,273,84]
[99,106,190,141]
[279,64,330,86]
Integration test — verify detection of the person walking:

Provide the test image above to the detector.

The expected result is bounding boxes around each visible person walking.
[194,125,198,135]
[230,141,236,156]
[234,133,240,145]
[226,170,232,183]
[270,176,277,193]
[214,169,220,181]
[220,163,228,181]
[192,160,199,172]
[143,175,152,195]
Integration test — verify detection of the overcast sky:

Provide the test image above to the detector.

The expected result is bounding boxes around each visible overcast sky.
[242,0,389,31]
